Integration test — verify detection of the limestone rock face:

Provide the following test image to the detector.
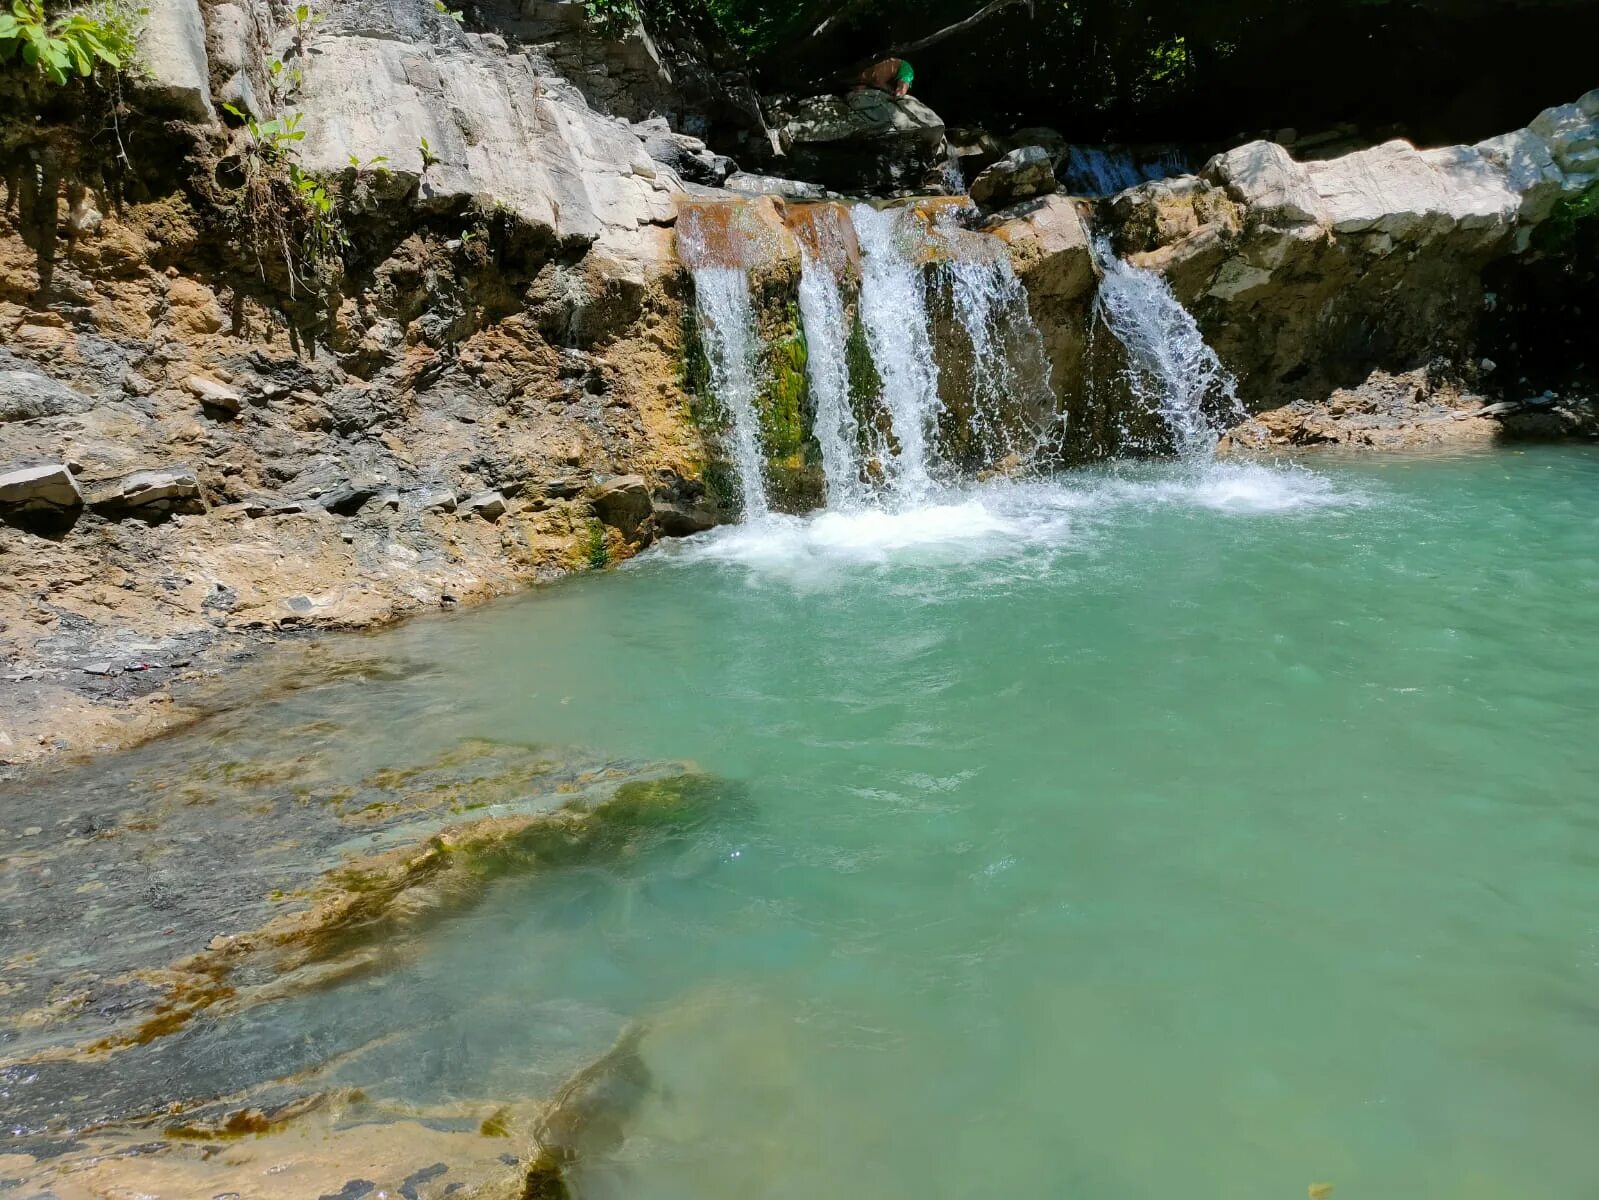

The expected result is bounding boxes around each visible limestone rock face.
[773,91,947,195]
[969,146,1058,213]
[1101,92,1599,412]
[134,0,216,122]
[288,30,680,264]
[86,468,207,517]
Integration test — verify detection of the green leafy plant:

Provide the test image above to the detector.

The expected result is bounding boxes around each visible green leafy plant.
[432,0,463,23]
[584,520,610,569]
[290,2,319,40]
[266,55,303,100]
[582,0,636,36]
[220,101,343,299]
[418,135,440,169]
[0,0,138,86]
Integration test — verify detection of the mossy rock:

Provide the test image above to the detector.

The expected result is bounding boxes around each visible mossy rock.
[1532,181,1599,255]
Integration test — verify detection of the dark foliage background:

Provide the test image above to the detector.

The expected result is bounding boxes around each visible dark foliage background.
[641,0,1599,144]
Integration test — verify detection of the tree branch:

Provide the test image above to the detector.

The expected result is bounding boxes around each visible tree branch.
[806,0,875,43]
[887,0,1033,56]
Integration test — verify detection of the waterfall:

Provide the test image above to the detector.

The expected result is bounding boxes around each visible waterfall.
[797,251,865,509]
[942,147,967,195]
[1062,145,1193,197]
[940,248,1057,466]
[690,267,770,519]
[1090,237,1243,457]
[851,203,943,500]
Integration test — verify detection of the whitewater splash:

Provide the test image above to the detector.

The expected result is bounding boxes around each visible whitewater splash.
[852,203,945,501]
[1091,237,1245,457]
[797,243,865,509]
[936,241,1057,467]
[657,461,1360,581]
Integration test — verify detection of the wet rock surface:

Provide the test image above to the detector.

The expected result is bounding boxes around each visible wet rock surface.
[970,145,1058,213]
[1220,369,1599,452]
[0,633,731,1196]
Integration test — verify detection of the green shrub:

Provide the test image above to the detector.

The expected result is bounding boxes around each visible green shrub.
[0,0,138,86]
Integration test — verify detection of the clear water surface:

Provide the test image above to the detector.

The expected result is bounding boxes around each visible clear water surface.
[33,449,1599,1198]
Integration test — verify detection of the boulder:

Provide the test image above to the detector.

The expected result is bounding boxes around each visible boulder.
[1530,99,1599,179]
[1095,91,1599,416]
[1473,128,1565,223]
[86,467,206,516]
[773,91,947,195]
[133,0,215,123]
[0,368,92,422]
[1006,126,1070,170]
[185,374,243,415]
[590,474,652,535]
[946,126,1006,178]
[410,485,459,514]
[1201,141,1320,225]
[969,146,1058,212]
[635,119,735,186]
[986,195,1094,304]
[462,490,507,520]
[0,464,83,514]
[723,172,831,201]
[318,481,386,516]
[652,498,716,536]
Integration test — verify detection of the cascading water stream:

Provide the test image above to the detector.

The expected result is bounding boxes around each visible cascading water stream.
[1090,236,1244,457]
[939,246,1058,465]
[850,203,944,501]
[796,251,865,509]
[689,267,770,519]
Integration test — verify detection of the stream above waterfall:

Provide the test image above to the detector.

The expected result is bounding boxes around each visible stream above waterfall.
[5,447,1599,1199]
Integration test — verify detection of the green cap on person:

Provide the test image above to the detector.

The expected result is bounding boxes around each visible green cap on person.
[897,60,914,86]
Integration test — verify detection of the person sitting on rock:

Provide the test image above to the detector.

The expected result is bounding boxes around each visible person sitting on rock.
[853,57,914,99]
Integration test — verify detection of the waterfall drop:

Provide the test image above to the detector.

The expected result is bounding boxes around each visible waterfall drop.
[690,267,770,520]
[1091,237,1244,457]
[851,203,944,501]
[939,247,1057,467]
[797,252,865,509]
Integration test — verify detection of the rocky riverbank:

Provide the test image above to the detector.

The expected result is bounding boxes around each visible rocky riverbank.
[0,623,735,1196]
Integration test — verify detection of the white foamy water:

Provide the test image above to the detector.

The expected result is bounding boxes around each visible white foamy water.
[1091,236,1245,457]
[796,248,865,508]
[690,267,769,519]
[852,203,944,499]
[652,462,1362,582]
